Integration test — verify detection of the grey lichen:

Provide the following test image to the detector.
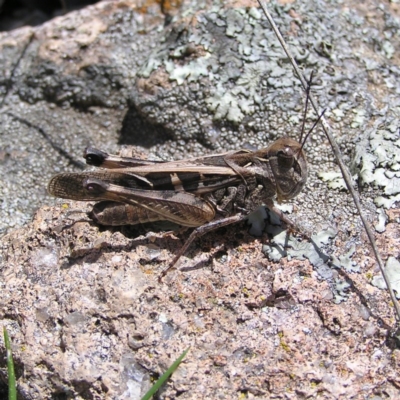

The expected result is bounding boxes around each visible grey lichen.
[331,245,359,274]
[136,5,289,127]
[371,257,400,299]
[263,221,333,274]
[262,212,354,300]
[352,115,400,209]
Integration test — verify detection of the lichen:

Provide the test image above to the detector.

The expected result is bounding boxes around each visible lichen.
[352,115,400,209]
[331,245,359,273]
[136,5,286,124]
[318,171,348,191]
[371,257,400,299]
[262,209,354,299]
[374,208,388,233]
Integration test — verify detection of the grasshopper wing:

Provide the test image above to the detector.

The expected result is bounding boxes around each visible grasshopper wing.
[48,172,215,227]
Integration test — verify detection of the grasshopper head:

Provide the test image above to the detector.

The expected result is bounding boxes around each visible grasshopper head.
[259,137,308,202]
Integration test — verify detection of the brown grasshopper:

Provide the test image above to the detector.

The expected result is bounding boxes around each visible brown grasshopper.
[48,130,317,279]
[48,79,324,279]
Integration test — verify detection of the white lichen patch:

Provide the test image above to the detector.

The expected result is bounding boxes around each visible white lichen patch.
[165,54,212,85]
[318,171,348,191]
[374,207,388,233]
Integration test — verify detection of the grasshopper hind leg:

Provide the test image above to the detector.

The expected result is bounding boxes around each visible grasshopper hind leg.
[158,213,247,281]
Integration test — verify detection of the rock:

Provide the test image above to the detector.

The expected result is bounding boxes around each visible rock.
[1,0,400,398]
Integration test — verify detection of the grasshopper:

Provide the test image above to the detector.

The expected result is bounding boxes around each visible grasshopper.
[48,69,323,280]
[48,129,316,279]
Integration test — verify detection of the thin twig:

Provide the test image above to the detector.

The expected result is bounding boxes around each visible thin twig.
[257,0,400,324]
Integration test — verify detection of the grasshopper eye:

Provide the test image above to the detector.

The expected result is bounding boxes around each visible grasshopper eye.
[277,147,294,169]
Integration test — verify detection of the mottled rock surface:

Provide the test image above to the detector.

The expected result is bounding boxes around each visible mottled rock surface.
[1,0,400,398]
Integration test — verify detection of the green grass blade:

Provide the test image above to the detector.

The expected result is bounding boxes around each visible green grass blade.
[141,347,190,400]
[3,327,17,400]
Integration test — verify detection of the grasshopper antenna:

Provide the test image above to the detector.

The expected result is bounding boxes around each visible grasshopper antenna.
[298,71,314,145]
[297,71,326,152]
[299,108,327,153]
